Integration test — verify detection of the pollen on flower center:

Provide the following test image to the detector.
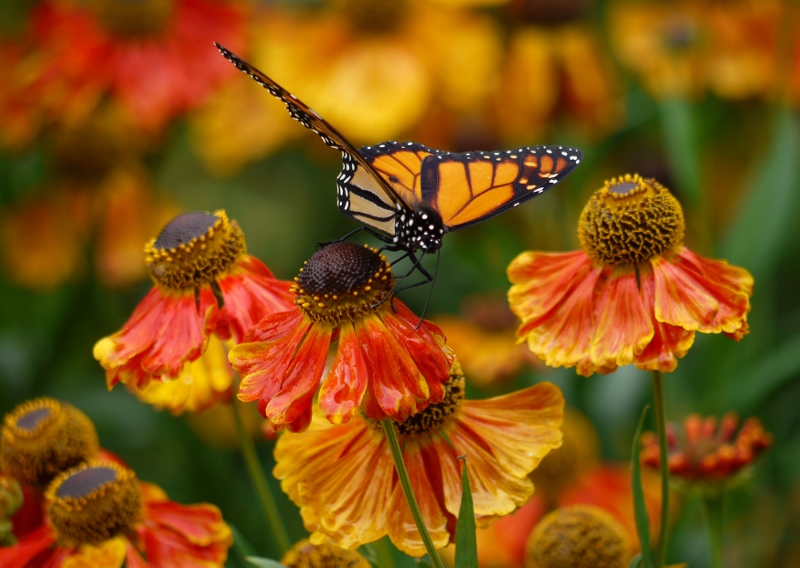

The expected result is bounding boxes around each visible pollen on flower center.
[90,0,175,36]
[293,242,394,324]
[578,173,685,266]
[145,210,245,290]
[46,461,142,547]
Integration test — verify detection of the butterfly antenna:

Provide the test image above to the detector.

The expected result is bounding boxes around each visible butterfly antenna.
[316,226,365,250]
[414,248,440,329]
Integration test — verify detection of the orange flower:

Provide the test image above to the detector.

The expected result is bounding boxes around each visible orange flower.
[641,413,772,484]
[273,361,564,556]
[0,462,231,568]
[29,0,245,133]
[229,242,453,432]
[508,174,753,377]
[94,210,294,390]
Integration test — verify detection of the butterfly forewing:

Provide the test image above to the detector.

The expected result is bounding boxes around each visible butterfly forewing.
[420,146,583,231]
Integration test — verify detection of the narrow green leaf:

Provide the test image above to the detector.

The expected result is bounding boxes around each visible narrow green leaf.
[628,553,644,568]
[454,457,478,568]
[245,557,288,568]
[230,524,258,561]
[631,406,653,568]
[660,98,701,206]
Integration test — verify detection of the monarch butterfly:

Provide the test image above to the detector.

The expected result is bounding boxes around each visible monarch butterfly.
[215,43,582,258]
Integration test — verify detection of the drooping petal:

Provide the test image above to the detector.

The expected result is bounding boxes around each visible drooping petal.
[274,416,395,550]
[677,247,754,298]
[634,270,696,373]
[652,254,749,334]
[319,323,370,424]
[0,525,58,568]
[517,263,603,376]
[441,383,564,518]
[215,255,294,343]
[508,250,594,324]
[590,269,654,370]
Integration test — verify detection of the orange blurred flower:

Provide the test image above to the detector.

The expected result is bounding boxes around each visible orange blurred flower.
[229,242,453,432]
[641,413,772,484]
[29,0,245,134]
[609,0,784,101]
[0,464,231,568]
[508,174,752,377]
[94,210,294,392]
[273,362,564,556]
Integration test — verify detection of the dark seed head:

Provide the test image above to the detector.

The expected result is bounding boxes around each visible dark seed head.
[153,212,218,251]
[298,242,384,296]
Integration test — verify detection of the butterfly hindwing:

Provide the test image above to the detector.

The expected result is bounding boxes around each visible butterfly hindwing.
[420,145,583,231]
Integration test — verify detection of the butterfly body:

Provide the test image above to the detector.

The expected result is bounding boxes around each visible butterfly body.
[215,43,583,256]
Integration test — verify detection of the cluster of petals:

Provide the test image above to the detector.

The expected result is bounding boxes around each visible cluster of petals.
[508,246,753,377]
[641,412,773,482]
[95,254,293,390]
[231,299,453,432]
[272,381,564,556]
[0,482,231,568]
[28,0,245,133]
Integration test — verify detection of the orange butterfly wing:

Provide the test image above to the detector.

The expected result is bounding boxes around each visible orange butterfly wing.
[420,146,582,231]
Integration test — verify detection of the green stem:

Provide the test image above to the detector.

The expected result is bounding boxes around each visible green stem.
[651,370,671,568]
[704,493,725,568]
[381,419,445,568]
[231,401,291,555]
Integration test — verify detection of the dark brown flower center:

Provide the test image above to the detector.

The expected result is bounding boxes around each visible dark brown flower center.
[145,210,246,290]
[334,0,407,33]
[578,173,685,266]
[511,0,589,25]
[293,242,394,324]
[280,538,371,568]
[0,398,99,488]
[91,0,175,37]
[46,461,143,547]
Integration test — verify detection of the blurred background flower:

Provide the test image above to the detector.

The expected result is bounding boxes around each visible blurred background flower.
[1,1,798,566]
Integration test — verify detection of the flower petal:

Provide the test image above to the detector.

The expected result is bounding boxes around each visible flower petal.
[652,254,749,334]
[508,250,594,324]
[319,323,369,424]
[678,247,754,298]
[590,270,654,370]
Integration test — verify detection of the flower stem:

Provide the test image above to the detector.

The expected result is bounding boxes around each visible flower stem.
[381,419,445,568]
[703,493,725,568]
[651,370,670,568]
[231,400,291,555]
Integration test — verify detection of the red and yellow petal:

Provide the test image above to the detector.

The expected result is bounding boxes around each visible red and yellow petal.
[508,250,594,325]
[319,323,370,425]
[651,253,749,335]
[677,247,754,300]
[590,269,654,371]
[215,255,295,343]
[0,525,60,568]
[516,263,603,376]
[442,383,564,519]
[633,270,696,373]
[94,286,219,389]
[62,538,127,568]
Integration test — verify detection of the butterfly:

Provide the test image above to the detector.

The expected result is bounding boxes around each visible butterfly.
[215,43,582,262]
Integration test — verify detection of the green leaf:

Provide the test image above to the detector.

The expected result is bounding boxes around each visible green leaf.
[660,98,701,206]
[245,557,288,568]
[631,406,653,568]
[628,553,644,568]
[722,107,800,281]
[454,457,478,568]
[230,524,258,562]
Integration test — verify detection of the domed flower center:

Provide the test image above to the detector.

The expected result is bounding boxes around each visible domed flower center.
[334,0,407,33]
[0,398,99,488]
[514,0,588,25]
[145,210,245,291]
[525,505,630,568]
[362,360,465,436]
[293,242,394,324]
[578,173,685,266]
[280,538,371,568]
[91,0,175,37]
[46,461,142,547]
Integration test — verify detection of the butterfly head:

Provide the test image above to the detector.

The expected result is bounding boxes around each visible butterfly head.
[393,203,445,253]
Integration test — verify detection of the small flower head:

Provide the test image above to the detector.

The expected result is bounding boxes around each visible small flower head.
[509,174,752,376]
[641,413,772,486]
[45,461,142,548]
[273,359,564,555]
[281,538,371,568]
[524,505,632,568]
[94,209,293,391]
[231,241,452,431]
[1,399,99,488]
